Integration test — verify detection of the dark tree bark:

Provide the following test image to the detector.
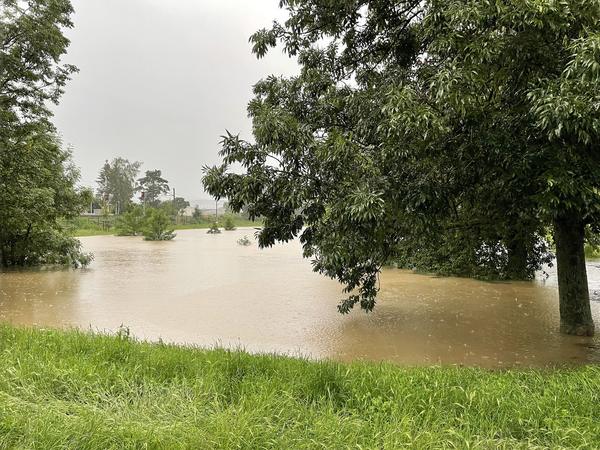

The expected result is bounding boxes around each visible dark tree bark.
[506,234,529,280]
[554,213,595,336]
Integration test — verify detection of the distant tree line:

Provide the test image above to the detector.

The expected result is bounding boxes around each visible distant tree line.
[91,159,194,240]
[95,160,185,213]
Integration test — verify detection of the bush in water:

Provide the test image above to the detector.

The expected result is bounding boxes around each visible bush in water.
[143,208,176,241]
[207,222,221,234]
[224,216,236,231]
[115,206,146,236]
[237,235,252,246]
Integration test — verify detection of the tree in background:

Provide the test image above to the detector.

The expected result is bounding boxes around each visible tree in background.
[224,201,251,220]
[204,0,599,335]
[192,206,203,223]
[0,0,90,267]
[96,157,142,214]
[136,170,169,207]
[172,197,190,215]
[143,208,175,241]
[161,196,189,224]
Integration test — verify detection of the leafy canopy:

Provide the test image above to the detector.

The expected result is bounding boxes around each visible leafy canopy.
[204,0,600,312]
[143,208,176,241]
[0,0,90,267]
[116,205,146,236]
[96,158,142,214]
[137,170,170,207]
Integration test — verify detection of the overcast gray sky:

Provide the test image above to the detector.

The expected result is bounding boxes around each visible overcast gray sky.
[52,0,297,207]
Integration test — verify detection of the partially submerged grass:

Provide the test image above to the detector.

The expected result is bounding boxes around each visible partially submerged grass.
[71,228,115,237]
[69,216,262,237]
[0,325,598,449]
[173,218,261,231]
[585,244,600,259]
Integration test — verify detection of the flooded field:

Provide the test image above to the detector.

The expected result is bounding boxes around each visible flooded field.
[1,228,599,367]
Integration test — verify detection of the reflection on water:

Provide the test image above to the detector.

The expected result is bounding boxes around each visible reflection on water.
[1,229,598,367]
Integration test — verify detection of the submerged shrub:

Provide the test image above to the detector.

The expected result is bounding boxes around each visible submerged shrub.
[115,206,145,236]
[207,222,221,234]
[143,208,176,241]
[224,216,236,231]
[0,226,93,268]
[237,235,251,246]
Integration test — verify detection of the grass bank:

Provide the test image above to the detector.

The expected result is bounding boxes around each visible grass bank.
[68,216,262,237]
[585,244,600,259]
[172,218,261,231]
[0,325,598,449]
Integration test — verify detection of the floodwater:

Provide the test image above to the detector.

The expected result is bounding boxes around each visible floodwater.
[1,229,599,368]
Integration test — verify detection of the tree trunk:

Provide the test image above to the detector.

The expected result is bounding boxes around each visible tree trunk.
[554,213,595,336]
[506,234,529,280]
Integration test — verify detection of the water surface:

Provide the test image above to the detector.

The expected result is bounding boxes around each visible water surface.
[1,229,599,367]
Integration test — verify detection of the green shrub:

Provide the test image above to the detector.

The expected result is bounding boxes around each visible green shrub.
[115,206,145,236]
[224,216,236,230]
[207,222,221,234]
[143,208,176,241]
[0,225,93,268]
[585,244,600,258]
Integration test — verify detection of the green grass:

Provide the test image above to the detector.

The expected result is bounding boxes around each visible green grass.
[585,244,600,259]
[71,228,115,237]
[171,218,261,231]
[69,216,262,237]
[66,216,118,237]
[0,325,598,449]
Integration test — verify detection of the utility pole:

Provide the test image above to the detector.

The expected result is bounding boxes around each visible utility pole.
[172,188,177,224]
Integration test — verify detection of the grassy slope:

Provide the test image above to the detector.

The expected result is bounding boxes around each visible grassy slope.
[0,326,598,449]
[71,228,115,237]
[70,217,262,237]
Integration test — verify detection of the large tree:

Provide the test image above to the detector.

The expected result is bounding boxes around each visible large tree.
[136,170,170,207]
[96,157,142,214]
[0,0,90,267]
[203,0,599,335]
[418,0,599,335]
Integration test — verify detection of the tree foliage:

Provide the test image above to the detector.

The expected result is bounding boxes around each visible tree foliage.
[161,196,189,218]
[223,216,236,231]
[203,0,599,333]
[207,222,221,234]
[143,208,175,241]
[137,170,169,207]
[0,0,77,124]
[0,0,90,267]
[96,158,142,214]
[172,197,189,215]
[115,205,145,236]
[192,206,203,223]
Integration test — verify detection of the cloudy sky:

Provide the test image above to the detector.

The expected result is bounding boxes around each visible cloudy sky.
[52,0,297,207]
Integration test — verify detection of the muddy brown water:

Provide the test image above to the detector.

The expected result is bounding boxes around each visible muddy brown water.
[1,229,599,367]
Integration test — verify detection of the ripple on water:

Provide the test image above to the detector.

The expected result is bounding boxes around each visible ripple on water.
[0,229,598,367]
